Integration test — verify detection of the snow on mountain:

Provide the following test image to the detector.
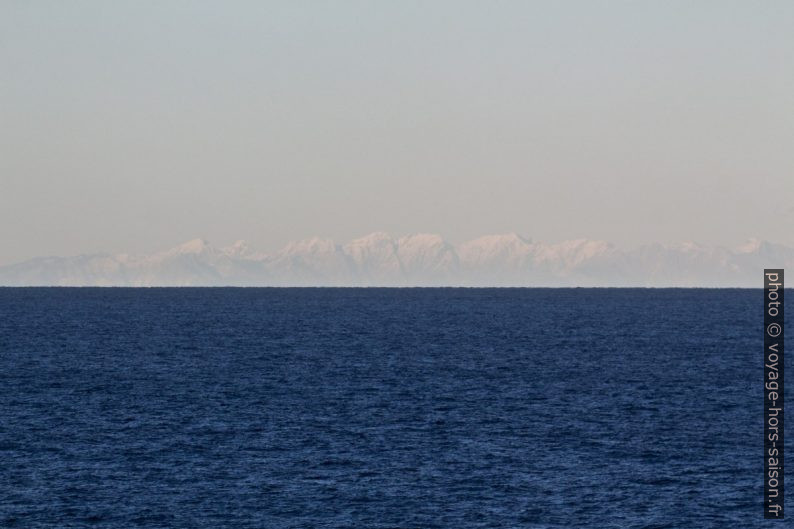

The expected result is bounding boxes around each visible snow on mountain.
[265,237,352,286]
[456,233,534,285]
[222,240,253,258]
[623,242,729,287]
[165,238,212,256]
[530,239,621,286]
[343,232,404,285]
[397,233,459,284]
[455,234,619,286]
[533,239,616,269]
[128,238,225,286]
[1,233,792,286]
[457,233,533,266]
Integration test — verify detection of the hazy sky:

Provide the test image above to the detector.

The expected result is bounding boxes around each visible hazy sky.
[2,1,793,264]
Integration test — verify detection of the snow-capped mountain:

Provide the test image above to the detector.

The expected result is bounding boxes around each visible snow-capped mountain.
[264,237,352,286]
[397,234,459,285]
[1,233,792,287]
[343,232,404,285]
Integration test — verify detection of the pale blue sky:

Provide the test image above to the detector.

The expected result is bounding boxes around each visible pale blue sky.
[2,1,793,264]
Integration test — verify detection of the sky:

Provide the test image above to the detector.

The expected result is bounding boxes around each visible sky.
[1,1,793,265]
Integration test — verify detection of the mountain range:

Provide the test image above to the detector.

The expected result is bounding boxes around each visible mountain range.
[1,233,791,287]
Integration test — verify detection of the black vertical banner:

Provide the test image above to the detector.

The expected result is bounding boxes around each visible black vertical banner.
[765,269,784,518]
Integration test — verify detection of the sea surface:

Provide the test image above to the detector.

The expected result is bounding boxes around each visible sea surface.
[0,288,788,528]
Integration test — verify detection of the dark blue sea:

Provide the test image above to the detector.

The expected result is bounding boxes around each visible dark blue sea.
[0,288,787,528]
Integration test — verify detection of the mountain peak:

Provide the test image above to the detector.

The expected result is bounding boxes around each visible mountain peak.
[398,233,447,246]
[280,237,338,255]
[223,240,250,257]
[348,232,394,245]
[169,238,212,255]
[465,233,531,246]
